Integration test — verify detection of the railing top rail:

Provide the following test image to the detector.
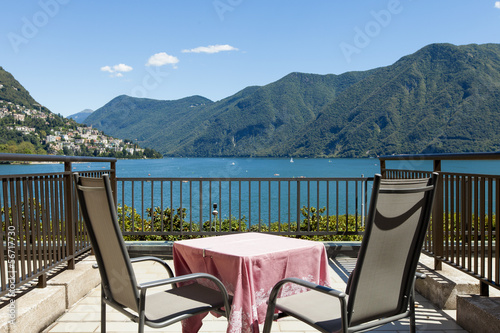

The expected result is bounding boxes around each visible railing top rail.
[379,151,500,161]
[116,176,374,181]
[0,169,115,179]
[0,153,117,163]
[384,168,500,178]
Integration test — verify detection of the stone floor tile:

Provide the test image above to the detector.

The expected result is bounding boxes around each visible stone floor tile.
[57,312,92,322]
[198,320,231,332]
[67,304,101,313]
[277,319,318,331]
[100,321,139,332]
[45,321,99,333]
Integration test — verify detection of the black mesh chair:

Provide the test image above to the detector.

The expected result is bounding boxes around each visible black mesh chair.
[263,173,438,333]
[74,173,230,333]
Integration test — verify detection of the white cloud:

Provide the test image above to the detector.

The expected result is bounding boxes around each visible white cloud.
[100,65,113,73]
[113,63,133,72]
[100,63,133,77]
[182,44,239,54]
[146,52,179,68]
[495,1,500,9]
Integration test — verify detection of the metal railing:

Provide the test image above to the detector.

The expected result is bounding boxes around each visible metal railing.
[380,152,500,295]
[0,153,116,299]
[115,176,372,237]
[6,151,499,300]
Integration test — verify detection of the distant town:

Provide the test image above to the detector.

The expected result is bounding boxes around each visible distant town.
[0,99,159,158]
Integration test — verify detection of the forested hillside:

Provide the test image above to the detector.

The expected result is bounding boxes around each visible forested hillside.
[0,66,38,108]
[85,43,500,157]
[87,71,371,156]
[288,43,500,157]
[0,66,161,158]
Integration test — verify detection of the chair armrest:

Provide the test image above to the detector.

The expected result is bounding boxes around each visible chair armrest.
[130,256,175,278]
[277,277,346,299]
[138,272,224,290]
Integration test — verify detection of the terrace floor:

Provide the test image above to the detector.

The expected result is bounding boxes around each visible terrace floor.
[40,254,467,333]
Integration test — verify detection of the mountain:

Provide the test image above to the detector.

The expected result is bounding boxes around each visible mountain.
[85,43,500,157]
[84,95,214,152]
[68,109,93,123]
[86,71,370,156]
[0,66,161,158]
[0,66,39,108]
[287,43,500,157]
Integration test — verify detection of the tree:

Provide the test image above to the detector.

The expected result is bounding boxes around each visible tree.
[17,141,35,154]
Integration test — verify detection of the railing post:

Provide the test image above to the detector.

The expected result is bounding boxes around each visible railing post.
[480,281,489,296]
[433,159,443,270]
[380,159,386,178]
[37,273,47,288]
[64,160,75,269]
[110,160,117,206]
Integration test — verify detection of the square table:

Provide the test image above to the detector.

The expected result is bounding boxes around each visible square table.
[173,232,331,333]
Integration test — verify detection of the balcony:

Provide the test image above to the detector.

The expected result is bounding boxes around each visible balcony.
[1,152,499,332]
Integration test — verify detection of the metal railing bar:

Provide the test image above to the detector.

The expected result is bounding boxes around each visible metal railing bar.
[238,181,242,230]
[161,181,165,231]
[268,181,271,231]
[121,180,125,232]
[345,181,349,229]
[141,181,145,232]
[296,181,300,233]
[326,181,330,232]
[287,180,291,230]
[151,181,154,233]
[198,181,202,231]
[229,181,232,228]
[355,180,359,232]
[488,177,493,281]
[34,178,42,277]
[480,177,485,278]
[336,181,339,233]
[218,180,222,231]
[278,181,281,231]
[474,177,479,274]
[496,180,500,285]
[248,181,252,228]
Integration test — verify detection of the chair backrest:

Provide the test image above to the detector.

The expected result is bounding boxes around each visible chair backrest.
[74,173,139,312]
[347,173,438,326]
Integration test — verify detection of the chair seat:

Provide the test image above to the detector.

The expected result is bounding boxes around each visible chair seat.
[275,290,344,333]
[145,283,227,323]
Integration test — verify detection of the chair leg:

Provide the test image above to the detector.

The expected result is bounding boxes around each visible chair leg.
[262,315,274,333]
[101,286,106,333]
[263,300,277,333]
[410,308,415,333]
[409,292,416,333]
[138,289,146,333]
[138,311,145,333]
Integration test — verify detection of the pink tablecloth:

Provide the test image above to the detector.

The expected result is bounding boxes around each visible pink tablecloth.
[173,233,331,333]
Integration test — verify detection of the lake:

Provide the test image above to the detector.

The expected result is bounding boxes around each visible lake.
[2,157,500,225]
[2,157,500,178]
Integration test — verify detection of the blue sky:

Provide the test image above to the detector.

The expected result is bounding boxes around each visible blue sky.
[1,0,500,117]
